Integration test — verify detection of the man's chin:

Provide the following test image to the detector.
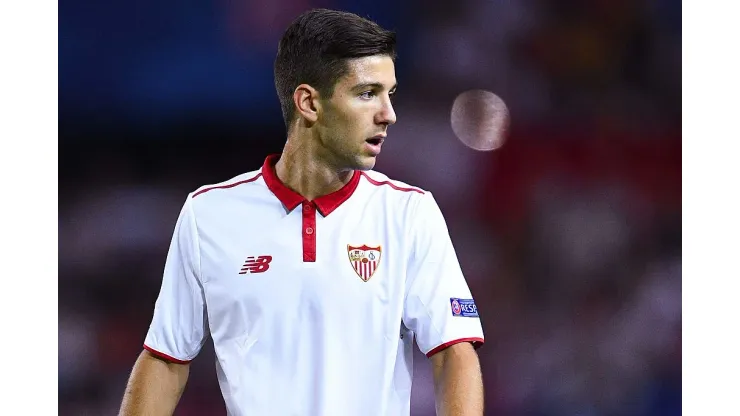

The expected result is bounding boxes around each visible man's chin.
[354,154,377,171]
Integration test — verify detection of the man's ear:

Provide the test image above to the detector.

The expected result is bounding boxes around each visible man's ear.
[293,84,321,125]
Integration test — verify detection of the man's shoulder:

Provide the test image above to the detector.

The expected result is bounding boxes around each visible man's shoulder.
[359,170,444,226]
[189,168,265,201]
[359,170,428,196]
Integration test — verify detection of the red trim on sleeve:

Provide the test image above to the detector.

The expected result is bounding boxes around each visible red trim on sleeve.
[425,337,485,358]
[143,344,192,364]
[192,173,263,198]
[360,172,425,194]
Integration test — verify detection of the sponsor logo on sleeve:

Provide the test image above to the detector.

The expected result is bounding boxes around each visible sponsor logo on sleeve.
[450,298,479,317]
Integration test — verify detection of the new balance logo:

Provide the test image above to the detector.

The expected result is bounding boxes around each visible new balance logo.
[239,255,272,274]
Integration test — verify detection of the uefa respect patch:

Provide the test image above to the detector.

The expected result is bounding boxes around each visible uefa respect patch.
[450,298,479,317]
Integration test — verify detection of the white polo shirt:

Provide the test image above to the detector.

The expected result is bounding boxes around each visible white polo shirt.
[143,154,485,416]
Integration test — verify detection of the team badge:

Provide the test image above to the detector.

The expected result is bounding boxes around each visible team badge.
[347,244,382,282]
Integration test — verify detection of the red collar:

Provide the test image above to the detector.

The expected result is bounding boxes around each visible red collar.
[261,154,361,216]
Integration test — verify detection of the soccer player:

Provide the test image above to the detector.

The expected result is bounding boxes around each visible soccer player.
[119,8,485,416]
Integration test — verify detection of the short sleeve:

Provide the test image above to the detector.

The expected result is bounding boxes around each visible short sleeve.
[403,192,484,357]
[143,195,207,363]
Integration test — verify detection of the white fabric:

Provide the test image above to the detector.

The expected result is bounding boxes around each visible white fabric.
[144,164,484,416]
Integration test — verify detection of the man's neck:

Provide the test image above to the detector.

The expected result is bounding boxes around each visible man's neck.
[274,134,353,201]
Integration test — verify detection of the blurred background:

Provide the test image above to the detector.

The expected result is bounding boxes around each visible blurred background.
[58,0,681,415]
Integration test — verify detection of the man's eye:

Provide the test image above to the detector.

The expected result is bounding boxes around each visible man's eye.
[359,91,375,99]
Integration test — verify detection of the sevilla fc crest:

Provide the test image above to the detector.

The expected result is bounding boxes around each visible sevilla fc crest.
[347,245,382,282]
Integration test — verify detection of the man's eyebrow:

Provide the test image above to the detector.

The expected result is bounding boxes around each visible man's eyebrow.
[352,82,398,91]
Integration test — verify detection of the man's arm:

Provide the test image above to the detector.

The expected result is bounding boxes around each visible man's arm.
[118,350,190,416]
[430,342,484,416]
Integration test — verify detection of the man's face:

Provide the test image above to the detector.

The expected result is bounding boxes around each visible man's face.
[317,55,397,171]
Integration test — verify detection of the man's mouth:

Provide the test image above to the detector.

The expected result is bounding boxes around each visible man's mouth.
[366,134,386,145]
[364,135,385,156]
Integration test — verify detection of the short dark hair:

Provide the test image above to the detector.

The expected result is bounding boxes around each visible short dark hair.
[274,9,397,131]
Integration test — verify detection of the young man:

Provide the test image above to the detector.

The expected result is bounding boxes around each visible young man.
[119,8,485,416]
